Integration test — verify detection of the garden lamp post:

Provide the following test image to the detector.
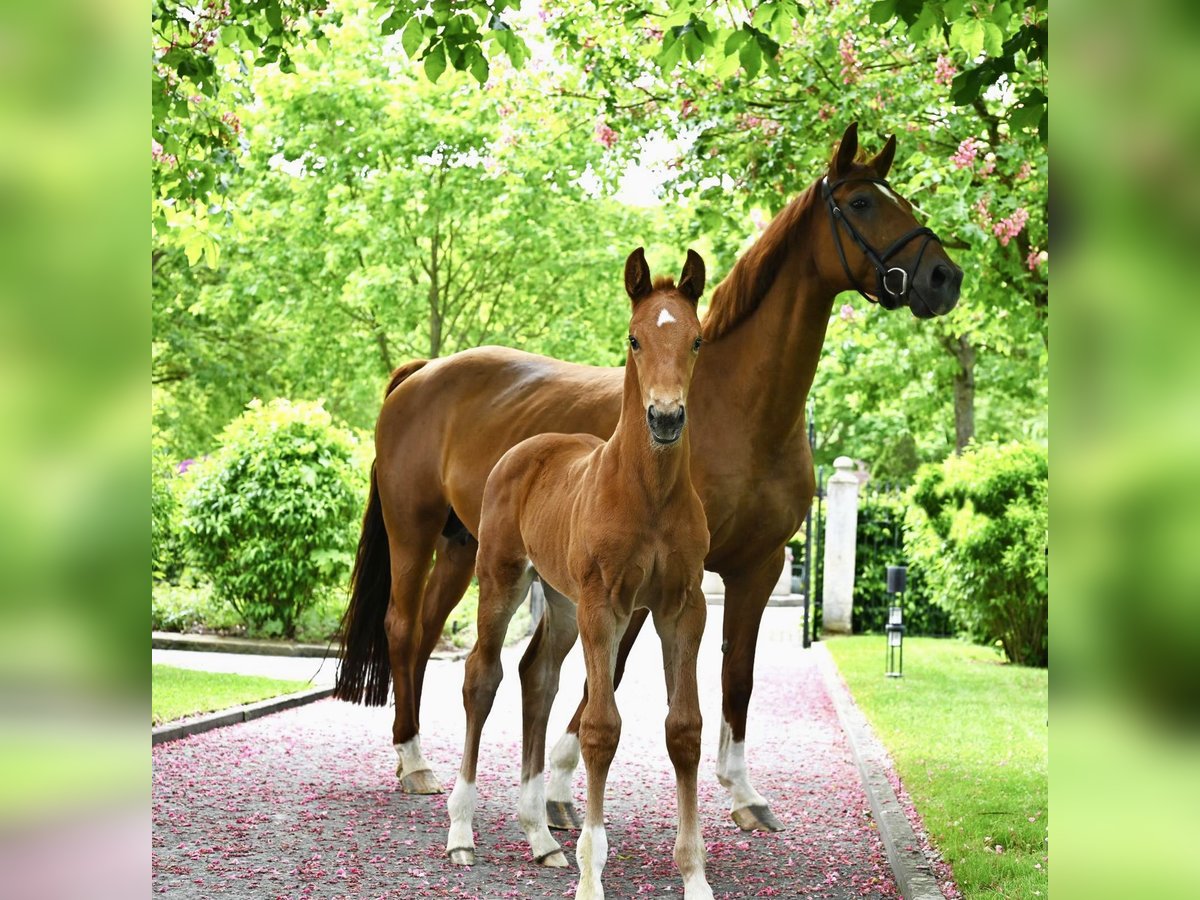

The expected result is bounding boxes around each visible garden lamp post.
[885,565,907,678]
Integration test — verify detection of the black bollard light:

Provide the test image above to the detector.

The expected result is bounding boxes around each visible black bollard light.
[885,565,907,678]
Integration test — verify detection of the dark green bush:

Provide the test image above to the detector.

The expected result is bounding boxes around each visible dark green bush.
[907,442,1048,666]
[182,398,365,638]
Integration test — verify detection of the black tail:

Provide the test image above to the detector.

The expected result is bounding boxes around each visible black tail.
[334,464,393,706]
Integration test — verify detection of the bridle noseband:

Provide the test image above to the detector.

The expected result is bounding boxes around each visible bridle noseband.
[822,176,939,310]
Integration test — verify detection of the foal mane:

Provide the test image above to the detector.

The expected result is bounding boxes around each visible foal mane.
[700,180,820,342]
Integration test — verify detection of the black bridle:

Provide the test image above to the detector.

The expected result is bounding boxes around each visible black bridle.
[822,176,939,310]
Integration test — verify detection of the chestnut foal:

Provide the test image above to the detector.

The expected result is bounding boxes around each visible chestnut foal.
[446,248,713,900]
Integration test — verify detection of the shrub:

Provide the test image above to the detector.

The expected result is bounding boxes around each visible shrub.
[907,442,1048,666]
[151,436,186,583]
[182,398,365,638]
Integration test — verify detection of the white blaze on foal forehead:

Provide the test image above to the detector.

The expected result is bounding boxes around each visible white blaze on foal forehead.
[656,307,677,327]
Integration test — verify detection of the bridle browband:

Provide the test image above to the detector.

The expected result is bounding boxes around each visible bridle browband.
[822,175,939,310]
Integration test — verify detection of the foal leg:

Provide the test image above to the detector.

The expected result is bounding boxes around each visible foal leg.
[715,552,784,833]
[654,591,714,900]
[517,587,578,867]
[575,598,628,900]
[547,606,649,830]
[446,558,534,866]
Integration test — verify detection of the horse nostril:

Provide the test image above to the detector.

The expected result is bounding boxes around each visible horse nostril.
[931,264,949,289]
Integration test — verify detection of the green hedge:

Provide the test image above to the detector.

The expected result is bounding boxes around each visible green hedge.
[907,442,1048,666]
[181,398,364,638]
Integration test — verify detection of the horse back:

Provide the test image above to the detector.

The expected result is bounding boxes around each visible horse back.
[374,347,622,536]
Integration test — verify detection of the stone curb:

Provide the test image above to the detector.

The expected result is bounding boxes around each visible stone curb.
[152,687,334,746]
[152,631,342,658]
[704,592,807,608]
[814,642,950,900]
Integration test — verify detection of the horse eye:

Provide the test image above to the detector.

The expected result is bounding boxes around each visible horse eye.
[692,337,702,352]
[629,335,640,351]
[850,197,869,210]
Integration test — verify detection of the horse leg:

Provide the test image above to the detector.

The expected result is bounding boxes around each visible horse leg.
[414,534,478,712]
[517,586,578,867]
[446,555,533,866]
[574,596,627,900]
[653,590,714,900]
[715,550,785,833]
[382,513,445,795]
[546,606,649,830]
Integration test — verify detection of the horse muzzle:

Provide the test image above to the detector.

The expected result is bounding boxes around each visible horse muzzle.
[647,405,686,445]
[910,261,963,318]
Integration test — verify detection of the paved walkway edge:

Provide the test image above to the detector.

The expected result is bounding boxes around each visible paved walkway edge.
[814,643,949,900]
[152,687,334,746]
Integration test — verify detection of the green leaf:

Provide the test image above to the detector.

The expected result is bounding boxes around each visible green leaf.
[739,39,762,79]
[724,29,750,55]
[751,3,776,29]
[982,21,1004,57]
[657,35,684,72]
[683,30,705,63]
[402,17,424,57]
[424,41,447,82]
[265,1,283,33]
[869,0,897,24]
[469,49,489,84]
[185,238,203,267]
[952,18,985,57]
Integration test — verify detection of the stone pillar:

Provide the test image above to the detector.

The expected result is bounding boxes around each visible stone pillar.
[821,456,860,634]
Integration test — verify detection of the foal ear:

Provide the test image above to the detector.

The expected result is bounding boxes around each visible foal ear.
[625,247,653,301]
[677,249,706,304]
[869,134,897,179]
[830,121,859,178]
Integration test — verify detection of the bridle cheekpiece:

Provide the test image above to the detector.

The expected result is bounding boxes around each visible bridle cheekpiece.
[821,175,939,310]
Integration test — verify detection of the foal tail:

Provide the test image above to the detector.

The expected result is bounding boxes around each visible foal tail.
[334,358,428,706]
[334,463,393,706]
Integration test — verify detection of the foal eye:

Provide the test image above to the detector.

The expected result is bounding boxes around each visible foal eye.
[628,335,640,351]
[692,337,702,352]
[850,197,869,210]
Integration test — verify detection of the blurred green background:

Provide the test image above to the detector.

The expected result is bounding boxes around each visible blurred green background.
[1,0,1198,896]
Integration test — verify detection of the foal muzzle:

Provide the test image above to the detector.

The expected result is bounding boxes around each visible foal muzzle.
[647,405,686,445]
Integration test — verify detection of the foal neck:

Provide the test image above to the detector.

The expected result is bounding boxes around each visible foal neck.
[602,357,692,502]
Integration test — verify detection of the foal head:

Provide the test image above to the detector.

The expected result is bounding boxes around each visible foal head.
[623,247,706,447]
[819,122,963,318]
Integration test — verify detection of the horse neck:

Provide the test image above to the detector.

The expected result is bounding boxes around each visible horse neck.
[695,197,837,445]
[600,359,692,503]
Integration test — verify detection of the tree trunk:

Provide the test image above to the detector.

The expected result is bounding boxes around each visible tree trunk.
[946,332,976,454]
[428,229,442,358]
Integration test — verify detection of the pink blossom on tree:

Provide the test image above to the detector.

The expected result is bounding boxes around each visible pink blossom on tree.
[1017,160,1034,180]
[951,136,980,169]
[594,120,618,149]
[838,34,859,84]
[993,207,1030,246]
[935,54,958,87]
[1026,248,1047,270]
[979,153,996,177]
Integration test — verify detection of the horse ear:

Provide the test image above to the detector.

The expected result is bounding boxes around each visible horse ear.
[870,134,897,179]
[677,249,706,304]
[625,247,653,301]
[830,121,859,178]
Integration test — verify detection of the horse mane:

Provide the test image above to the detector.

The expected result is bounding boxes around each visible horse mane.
[652,275,677,291]
[700,180,820,342]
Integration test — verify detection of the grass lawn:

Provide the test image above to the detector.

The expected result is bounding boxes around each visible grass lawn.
[152,665,310,725]
[825,636,1047,900]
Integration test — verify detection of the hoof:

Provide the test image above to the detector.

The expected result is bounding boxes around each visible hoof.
[447,847,475,866]
[536,849,569,868]
[399,768,444,794]
[731,803,785,833]
[546,800,582,831]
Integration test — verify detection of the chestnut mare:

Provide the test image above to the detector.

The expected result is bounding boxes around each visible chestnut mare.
[334,123,964,834]
[446,249,713,900]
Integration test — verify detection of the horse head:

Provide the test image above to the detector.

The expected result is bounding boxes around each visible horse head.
[819,122,963,319]
[623,247,706,446]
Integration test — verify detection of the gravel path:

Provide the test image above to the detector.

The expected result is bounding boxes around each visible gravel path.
[152,608,901,898]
